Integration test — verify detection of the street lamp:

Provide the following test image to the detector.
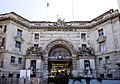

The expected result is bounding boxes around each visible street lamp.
[102,64,108,79]
[116,63,120,79]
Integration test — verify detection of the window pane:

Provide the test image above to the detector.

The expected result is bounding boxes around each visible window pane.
[99,58,102,64]
[1,38,5,47]
[82,44,87,48]
[98,29,104,36]
[11,56,15,63]
[99,42,106,52]
[34,33,39,40]
[18,58,22,64]
[15,41,21,49]
[17,29,22,37]
[34,44,39,48]
[81,33,86,39]
[105,56,110,64]
[3,25,7,33]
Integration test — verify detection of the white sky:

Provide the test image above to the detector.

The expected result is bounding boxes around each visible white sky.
[0,0,118,21]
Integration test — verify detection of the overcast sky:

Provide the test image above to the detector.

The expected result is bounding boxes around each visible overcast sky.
[0,0,118,21]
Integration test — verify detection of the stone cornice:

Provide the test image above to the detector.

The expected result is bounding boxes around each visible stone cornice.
[0,9,119,29]
[0,15,30,28]
[30,25,91,29]
[95,50,120,56]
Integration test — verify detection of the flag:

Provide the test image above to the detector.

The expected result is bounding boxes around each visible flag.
[47,2,49,7]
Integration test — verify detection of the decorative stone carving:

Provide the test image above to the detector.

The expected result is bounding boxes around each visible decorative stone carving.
[77,47,95,56]
[56,18,66,26]
[14,36,24,42]
[96,36,107,43]
[26,47,43,57]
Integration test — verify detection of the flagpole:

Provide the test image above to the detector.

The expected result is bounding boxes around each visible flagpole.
[46,2,49,21]
[72,0,74,22]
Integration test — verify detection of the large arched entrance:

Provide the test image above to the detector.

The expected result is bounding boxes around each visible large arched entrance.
[48,44,72,77]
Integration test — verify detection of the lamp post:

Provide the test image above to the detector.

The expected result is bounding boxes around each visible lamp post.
[116,63,120,79]
[102,64,108,79]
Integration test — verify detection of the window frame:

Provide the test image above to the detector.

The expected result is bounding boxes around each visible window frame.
[18,57,22,64]
[3,25,7,33]
[99,41,106,52]
[99,58,102,65]
[17,29,22,37]
[82,44,87,48]
[34,33,39,40]
[105,56,110,64]
[11,56,15,64]
[81,33,86,40]
[34,44,39,48]
[15,41,21,50]
[98,29,104,37]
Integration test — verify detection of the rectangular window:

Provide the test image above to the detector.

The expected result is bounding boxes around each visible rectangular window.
[98,29,104,37]
[34,33,39,40]
[17,29,22,37]
[11,56,15,63]
[0,25,2,31]
[82,44,87,48]
[3,25,7,33]
[34,44,39,48]
[105,56,110,64]
[15,41,21,50]
[99,58,102,65]
[18,58,22,64]
[99,42,106,52]
[81,33,86,39]
[1,38,5,47]
[0,61,3,68]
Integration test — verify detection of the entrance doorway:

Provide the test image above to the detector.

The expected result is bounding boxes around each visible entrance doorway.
[48,61,72,77]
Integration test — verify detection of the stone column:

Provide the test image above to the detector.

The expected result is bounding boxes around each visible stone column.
[36,58,42,77]
[43,54,48,78]
[25,60,30,69]
[79,58,84,77]
[72,55,78,77]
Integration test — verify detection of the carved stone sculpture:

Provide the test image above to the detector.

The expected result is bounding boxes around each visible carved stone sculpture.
[77,47,95,56]
[26,47,43,57]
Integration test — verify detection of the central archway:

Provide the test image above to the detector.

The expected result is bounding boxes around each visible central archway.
[43,39,76,77]
[47,42,73,77]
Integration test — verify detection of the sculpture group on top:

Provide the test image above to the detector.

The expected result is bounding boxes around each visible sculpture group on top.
[77,47,95,57]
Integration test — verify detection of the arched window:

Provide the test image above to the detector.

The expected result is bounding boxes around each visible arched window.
[49,47,71,57]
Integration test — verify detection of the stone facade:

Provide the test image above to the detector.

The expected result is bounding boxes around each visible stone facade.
[0,9,120,79]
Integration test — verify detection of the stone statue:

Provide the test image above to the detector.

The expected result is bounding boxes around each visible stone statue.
[26,47,43,57]
[77,47,95,56]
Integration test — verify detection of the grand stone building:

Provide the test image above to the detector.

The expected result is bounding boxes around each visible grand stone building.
[0,9,120,79]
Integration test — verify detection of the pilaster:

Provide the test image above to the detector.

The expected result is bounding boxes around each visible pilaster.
[72,55,78,76]
[43,54,48,78]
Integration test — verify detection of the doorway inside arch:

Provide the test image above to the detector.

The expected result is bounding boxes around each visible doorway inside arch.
[48,46,72,77]
[48,61,72,77]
